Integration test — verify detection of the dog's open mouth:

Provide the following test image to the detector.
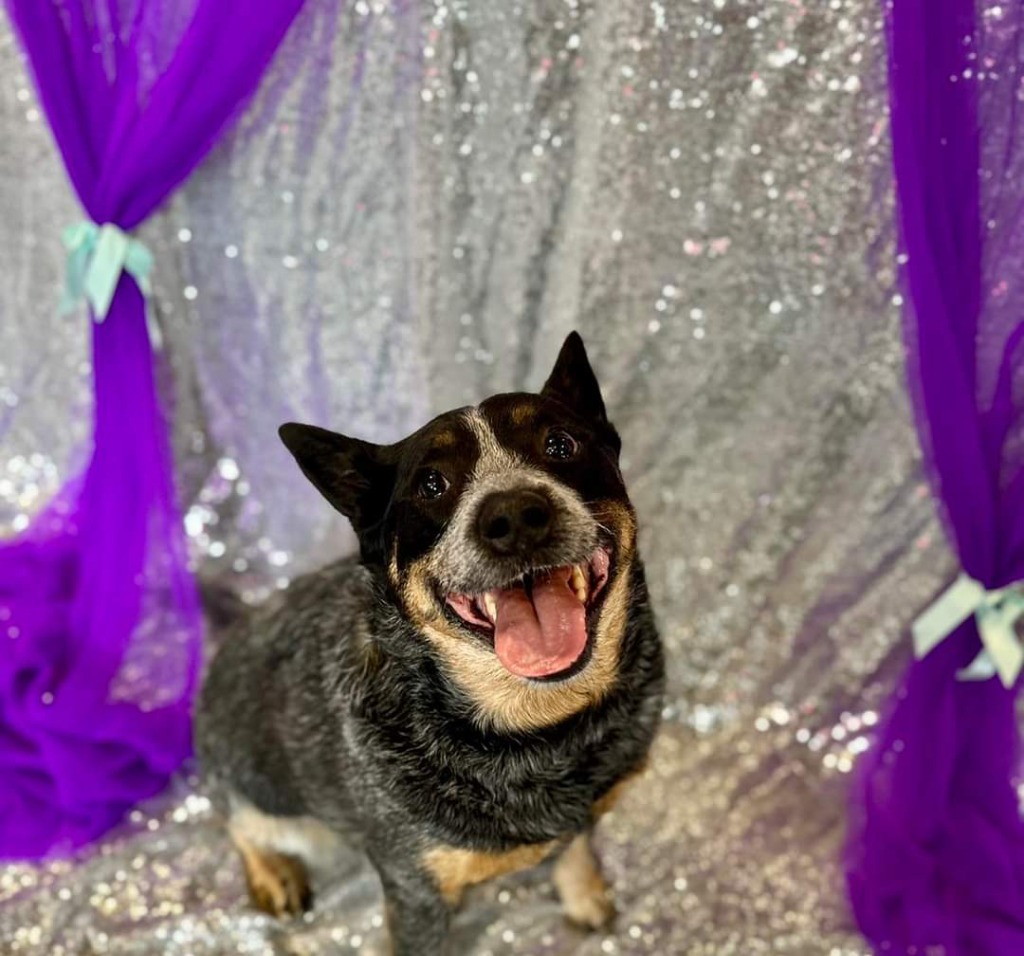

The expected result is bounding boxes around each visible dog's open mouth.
[445,547,611,680]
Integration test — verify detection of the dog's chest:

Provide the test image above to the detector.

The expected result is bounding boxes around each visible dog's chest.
[391,736,636,849]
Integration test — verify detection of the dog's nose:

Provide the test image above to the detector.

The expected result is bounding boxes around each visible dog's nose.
[476,489,553,556]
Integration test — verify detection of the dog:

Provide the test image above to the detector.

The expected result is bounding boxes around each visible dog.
[195,332,665,955]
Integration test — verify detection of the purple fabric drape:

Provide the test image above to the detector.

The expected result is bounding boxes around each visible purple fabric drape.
[0,0,305,859]
[845,0,1024,952]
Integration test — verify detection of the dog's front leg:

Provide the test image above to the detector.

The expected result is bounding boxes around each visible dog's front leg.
[377,867,451,956]
[553,830,615,930]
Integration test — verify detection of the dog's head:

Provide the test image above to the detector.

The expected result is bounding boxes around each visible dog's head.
[280,333,638,729]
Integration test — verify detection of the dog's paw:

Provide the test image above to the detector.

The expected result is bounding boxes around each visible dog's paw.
[243,849,313,919]
[561,877,616,932]
[553,835,616,932]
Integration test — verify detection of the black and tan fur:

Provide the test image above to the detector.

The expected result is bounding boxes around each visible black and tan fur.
[195,333,664,955]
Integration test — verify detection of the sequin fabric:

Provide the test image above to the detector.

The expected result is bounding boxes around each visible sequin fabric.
[0,0,954,952]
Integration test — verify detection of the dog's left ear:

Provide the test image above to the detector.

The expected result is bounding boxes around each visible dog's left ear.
[541,331,609,425]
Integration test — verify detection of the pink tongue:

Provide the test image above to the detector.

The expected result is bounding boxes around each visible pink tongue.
[493,568,587,678]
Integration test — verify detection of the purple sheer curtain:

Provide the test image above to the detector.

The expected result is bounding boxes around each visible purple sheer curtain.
[0,0,305,859]
[845,0,1024,952]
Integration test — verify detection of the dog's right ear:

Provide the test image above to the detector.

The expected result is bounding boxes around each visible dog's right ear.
[279,423,393,530]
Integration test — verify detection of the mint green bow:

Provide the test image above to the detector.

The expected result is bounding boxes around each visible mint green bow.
[912,574,1024,689]
[60,221,153,321]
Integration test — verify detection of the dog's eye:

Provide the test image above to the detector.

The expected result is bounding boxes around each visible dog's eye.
[544,429,579,461]
[417,468,450,500]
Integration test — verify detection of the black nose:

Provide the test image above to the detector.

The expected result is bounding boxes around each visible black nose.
[476,489,553,556]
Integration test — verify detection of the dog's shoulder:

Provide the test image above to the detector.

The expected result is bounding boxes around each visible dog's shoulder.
[202,554,376,713]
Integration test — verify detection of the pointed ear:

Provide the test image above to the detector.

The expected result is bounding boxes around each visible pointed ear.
[540,331,609,424]
[279,423,393,529]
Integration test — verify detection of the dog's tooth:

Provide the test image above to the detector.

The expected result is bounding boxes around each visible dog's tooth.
[571,565,587,603]
[483,593,498,621]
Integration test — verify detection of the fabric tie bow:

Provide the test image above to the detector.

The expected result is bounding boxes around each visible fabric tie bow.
[913,573,1024,688]
[59,220,162,338]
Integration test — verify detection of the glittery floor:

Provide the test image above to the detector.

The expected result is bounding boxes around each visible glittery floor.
[0,0,965,951]
[1,718,875,955]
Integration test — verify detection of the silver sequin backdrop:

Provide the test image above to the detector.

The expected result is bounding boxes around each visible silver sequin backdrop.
[0,1,954,953]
